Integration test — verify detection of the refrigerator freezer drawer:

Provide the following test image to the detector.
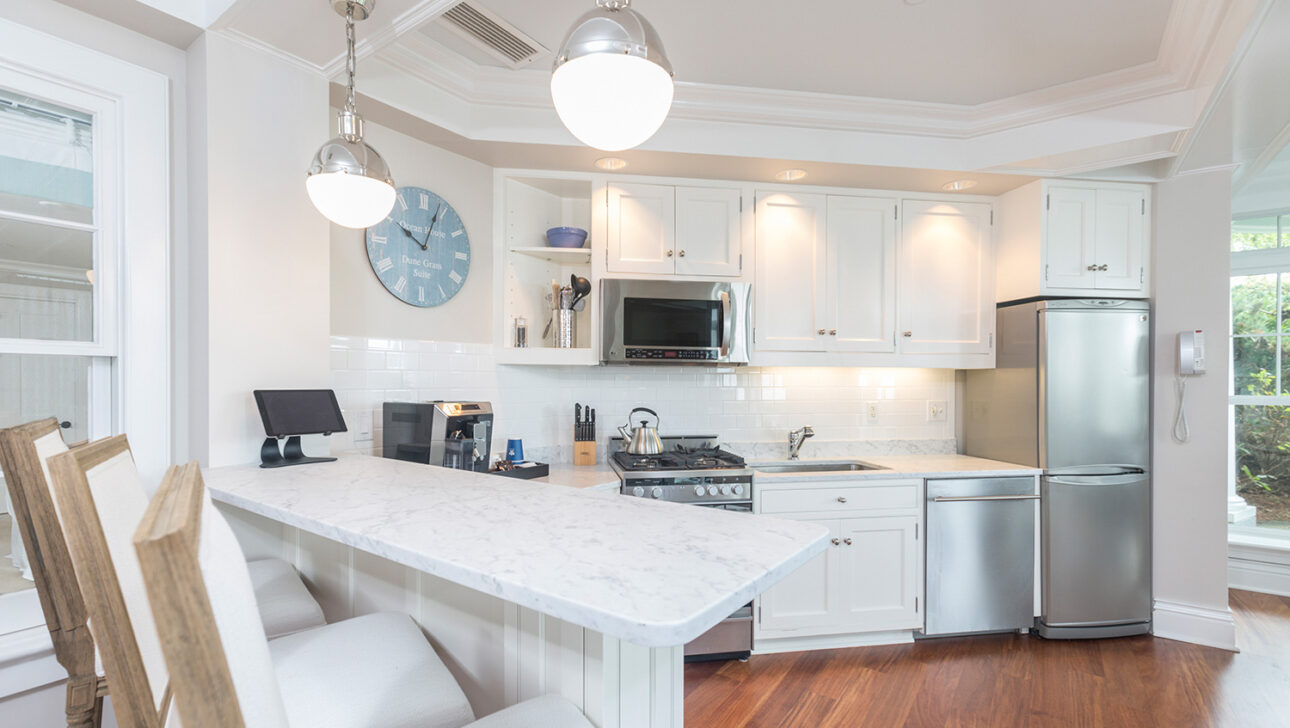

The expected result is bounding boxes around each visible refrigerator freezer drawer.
[1042,474,1151,627]
[925,477,1037,636]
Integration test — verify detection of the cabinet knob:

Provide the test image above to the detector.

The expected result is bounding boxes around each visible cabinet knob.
[817,329,827,335]
[1098,264,1108,271]
[829,329,837,336]
[902,331,913,338]
[1086,264,1098,271]
[678,250,686,257]
[837,496,848,503]
[830,538,841,546]
[666,249,674,257]
[843,537,853,546]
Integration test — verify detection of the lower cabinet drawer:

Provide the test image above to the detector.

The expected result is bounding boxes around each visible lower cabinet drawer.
[760,483,919,514]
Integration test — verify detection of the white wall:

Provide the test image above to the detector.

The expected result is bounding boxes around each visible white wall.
[328,336,958,462]
[330,116,494,343]
[187,33,331,466]
[1150,168,1236,650]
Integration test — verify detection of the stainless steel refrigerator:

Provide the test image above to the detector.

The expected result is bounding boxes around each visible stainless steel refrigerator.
[963,298,1151,639]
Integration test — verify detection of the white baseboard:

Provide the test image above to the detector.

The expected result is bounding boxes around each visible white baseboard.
[1229,540,1290,598]
[754,629,914,655]
[1152,599,1238,652]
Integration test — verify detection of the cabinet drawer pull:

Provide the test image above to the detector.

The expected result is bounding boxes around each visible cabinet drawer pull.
[1098,264,1108,271]
[1086,264,1097,271]
[830,537,841,546]
[836,496,848,503]
[843,537,853,546]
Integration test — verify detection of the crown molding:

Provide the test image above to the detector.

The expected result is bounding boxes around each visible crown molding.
[213,27,326,77]
[320,0,460,79]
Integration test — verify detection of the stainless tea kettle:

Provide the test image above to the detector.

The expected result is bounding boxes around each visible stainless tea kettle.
[617,407,663,455]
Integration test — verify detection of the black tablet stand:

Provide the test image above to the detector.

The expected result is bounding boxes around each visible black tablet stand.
[259,436,337,469]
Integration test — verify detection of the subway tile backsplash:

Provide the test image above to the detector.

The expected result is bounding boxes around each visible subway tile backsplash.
[328,336,956,461]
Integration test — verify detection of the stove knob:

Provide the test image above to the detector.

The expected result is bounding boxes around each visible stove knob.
[694,485,706,496]
[632,486,644,497]
[720,484,732,496]
[651,487,663,499]
[707,485,720,496]
[732,484,744,496]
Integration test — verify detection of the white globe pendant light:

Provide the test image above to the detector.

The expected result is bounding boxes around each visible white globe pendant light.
[306,0,395,229]
[551,0,674,152]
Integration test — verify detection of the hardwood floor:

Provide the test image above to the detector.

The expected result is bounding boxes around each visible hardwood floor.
[685,590,1290,728]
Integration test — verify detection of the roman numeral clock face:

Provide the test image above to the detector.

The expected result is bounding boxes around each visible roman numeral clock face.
[365,186,470,307]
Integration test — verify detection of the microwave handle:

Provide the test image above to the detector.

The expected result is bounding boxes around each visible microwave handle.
[720,290,731,358]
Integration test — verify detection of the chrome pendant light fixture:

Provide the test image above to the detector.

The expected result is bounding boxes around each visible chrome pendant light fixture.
[551,0,674,152]
[306,0,395,229]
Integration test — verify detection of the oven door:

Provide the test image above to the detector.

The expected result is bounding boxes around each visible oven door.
[601,279,750,364]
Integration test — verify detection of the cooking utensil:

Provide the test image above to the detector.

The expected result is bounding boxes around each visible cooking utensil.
[617,407,663,455]
[569,274,591,309]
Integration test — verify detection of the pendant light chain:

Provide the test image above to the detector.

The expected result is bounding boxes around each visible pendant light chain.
[344,4,357,113]
[596,0,631,9]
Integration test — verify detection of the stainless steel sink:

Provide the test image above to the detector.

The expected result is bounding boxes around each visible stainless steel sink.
[752,460,886,474]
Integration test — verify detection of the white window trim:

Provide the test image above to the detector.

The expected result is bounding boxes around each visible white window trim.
[1229,215,1290,545]
[0,18,171,651]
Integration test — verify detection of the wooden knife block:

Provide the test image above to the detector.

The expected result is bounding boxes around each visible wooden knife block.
[573,440,596,466]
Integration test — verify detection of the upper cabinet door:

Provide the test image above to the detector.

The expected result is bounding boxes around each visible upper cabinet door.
[1093,188,1147,292]
[607,183,676,275]
[1043,187,1097,290]
[827,196,897,353]
[755,192,828,352]
[675,186,742,277]
[898,200,993,355]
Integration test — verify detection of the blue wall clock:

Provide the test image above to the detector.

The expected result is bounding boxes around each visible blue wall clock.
[365,186,470,307]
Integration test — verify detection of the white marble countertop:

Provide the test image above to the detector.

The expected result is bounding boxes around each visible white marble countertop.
[204,456,826,647]
[534,464,620,491]
[752,454,1041,484]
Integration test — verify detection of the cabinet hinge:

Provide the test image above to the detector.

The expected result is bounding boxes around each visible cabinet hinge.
[915,597,919,613]
[990,209,994,225]
[894,205,898,220]
[915,523,919,540]
[1046,194,1050,210]
[989,333,994,349]
[739,253,744,271]
[753,327,757,344]
[1140,267,1144,284]
[757,605,761,623]
[1045,264,1050,281]
[1141,199,1145,215]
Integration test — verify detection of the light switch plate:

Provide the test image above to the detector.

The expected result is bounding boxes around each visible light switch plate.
[864,401,880,425]
[927,400,947,422]
[352,410,373,441]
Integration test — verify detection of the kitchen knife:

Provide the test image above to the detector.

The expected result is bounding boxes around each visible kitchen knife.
[575,403,582,441]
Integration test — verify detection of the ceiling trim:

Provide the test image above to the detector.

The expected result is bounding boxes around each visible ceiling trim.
[1233,118,1290,194]
[319,0,460,78]
[986,150,1180,180]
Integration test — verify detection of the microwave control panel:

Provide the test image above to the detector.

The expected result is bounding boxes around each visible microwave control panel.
[625,348,719,361]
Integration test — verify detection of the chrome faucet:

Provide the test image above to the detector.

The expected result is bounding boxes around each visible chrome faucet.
[788,426,815,460]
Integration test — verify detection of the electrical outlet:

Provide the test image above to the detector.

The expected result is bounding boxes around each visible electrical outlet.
[927,400,947,422]
[864,401,880,425]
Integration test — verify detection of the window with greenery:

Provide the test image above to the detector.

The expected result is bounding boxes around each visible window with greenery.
[1231,215,1290,532]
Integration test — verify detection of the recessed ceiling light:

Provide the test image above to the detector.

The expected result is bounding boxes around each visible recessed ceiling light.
[775,169,808,182]
[942,179,977,191]
[595,157,628,171]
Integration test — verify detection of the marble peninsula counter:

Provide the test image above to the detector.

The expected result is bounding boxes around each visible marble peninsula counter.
[204,455,826,648]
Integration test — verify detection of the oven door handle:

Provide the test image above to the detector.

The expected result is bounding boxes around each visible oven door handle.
[720,290,731,358]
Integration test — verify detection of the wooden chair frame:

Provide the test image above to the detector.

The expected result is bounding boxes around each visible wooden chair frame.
[135,461,246,728]
[48,435,173,728]
[0,418,105,728]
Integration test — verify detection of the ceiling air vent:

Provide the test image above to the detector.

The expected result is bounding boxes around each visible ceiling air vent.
[440,1,547,69]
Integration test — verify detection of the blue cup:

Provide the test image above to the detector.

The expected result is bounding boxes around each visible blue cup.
[506,438,524,462]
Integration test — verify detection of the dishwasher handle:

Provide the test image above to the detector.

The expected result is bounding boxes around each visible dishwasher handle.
[932,494,1041,503]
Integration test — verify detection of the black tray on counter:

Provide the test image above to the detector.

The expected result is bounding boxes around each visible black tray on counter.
[488,462,550,480]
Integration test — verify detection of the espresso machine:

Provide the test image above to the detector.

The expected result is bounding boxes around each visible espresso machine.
[382,401,493,472]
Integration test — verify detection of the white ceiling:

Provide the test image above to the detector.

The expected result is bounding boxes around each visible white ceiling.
[425,0,1175,106]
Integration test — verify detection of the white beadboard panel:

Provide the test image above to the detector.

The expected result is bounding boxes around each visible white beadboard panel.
[419,571,510,718]
[351,550,419,617]
[296,529,353,623]
[215,503,293,562]
[329,337,957,458]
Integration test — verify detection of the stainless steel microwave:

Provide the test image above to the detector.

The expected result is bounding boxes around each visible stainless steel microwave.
[601,279,751,365]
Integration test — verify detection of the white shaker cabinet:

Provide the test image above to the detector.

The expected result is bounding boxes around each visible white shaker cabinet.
[607,182,676,275]
[606,182,743,277]
[675,186,743,277]
[898,200,995,355]
[996,180,1150,301]
[754,191,829,351]
[754,192,897,354]
[755,479,923,647]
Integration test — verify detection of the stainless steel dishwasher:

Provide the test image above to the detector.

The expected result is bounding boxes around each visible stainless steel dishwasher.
[922,477,1037,636]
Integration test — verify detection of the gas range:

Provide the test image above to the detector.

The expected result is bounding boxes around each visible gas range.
[610,435,753,507]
